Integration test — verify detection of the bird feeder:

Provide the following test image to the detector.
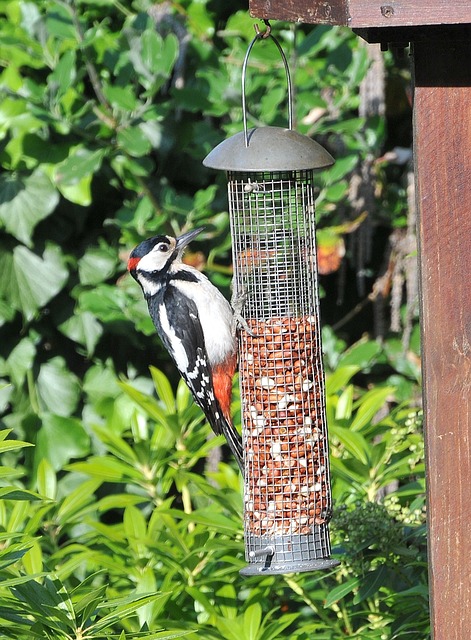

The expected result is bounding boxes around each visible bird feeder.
[203,29,339,575]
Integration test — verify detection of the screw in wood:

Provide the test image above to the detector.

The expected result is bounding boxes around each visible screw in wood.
[380,5,395,18]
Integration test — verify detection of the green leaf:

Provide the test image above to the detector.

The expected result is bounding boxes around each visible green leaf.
[350,386,395,432]
[338,339,382,369]
[23,540,43,576]
[56,479,102,523]
[119,380,169,424]
[185,586,217,616]
[124,505,147,549]
[137,631,193,639]
[58,310,103,356]
[140,30,163,74]
[54,148,106,186]
[0,487,41,501]
[331,426,370,465]
[324,180,348,202]
[48,49,76,96]
[324,576,360,607]
[335,385,354,421]
[67,456,142,482]
[36,413,90,471]
[212,617,243,640]
[0,544,33,571]
[78,284,126,322]
[325,366,360,395]
[83,362,121,403]
[37,358,81,416]
[117,125,153,157]
[330,456,366,485]
[56,173,93,205]
[12,576,75,632]
[216,583,237,620]
[324,154,358,182]
[128,30,179,90]
[150,367,176,413]
[0,244,68,320]
[353,565,388,604]
[0,430,33,454]
[5,337,36,387]
[74,584,108,624]
[166,508,239,534]
[0,171,59,246]
[158,33,179,79]
[259,615,299,640]
[93,426,138,463]
[89,593,167,633]
[36,458,57,500]
[104,85,139,110]
[384,338,422,380]
[78,246,118,285]
[46,7,77,39]
[243,602,262,640]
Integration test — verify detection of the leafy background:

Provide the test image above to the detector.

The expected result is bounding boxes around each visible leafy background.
[0,1,426,638]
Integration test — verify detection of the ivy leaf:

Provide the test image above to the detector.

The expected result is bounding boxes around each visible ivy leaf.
[54,148,106,186]
[78,246,118,285]
[59,310,103,356]
[0,170,59,246]
[35,413,90,472]
[78,285,127,322]
[37,357,81,417]
[0,244,68,320]
[56,174,93,206]
[5,337,36,388]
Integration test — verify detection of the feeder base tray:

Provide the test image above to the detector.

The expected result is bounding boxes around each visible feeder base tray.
[240,557,340,576]
[241,529,339,576]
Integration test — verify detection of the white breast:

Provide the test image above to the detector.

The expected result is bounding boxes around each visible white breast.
[171,268,236,365]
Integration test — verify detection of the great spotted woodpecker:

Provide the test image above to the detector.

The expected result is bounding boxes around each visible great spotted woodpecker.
[128,227,244,473]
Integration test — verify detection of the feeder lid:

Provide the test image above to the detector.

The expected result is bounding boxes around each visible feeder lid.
[203,126,334,172]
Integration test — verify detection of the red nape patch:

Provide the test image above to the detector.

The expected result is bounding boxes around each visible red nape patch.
[127,257,140,271]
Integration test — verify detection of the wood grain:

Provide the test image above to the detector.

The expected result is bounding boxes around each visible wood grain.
[349,0,471,28]
[249,0,347,24]
[413,37,471,639]
[250,0,471,27]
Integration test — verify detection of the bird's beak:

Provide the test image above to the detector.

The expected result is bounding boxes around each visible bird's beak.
[175,227,205,251]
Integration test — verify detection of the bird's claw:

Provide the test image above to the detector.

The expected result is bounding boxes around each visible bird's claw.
[231,288,258,337]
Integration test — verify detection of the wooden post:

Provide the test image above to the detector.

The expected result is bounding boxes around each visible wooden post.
[248,2,471,636]
[413,36,471,639]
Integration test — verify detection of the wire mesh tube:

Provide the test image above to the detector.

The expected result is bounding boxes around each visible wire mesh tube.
[229,169,339,575]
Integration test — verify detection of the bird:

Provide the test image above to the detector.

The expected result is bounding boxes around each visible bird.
[128,227,244,473]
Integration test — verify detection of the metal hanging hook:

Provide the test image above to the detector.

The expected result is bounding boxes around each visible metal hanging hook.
[241,22,294,148]
[254,19,272,39]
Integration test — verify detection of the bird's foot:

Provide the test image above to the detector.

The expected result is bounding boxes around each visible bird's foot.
[231,288,258,337]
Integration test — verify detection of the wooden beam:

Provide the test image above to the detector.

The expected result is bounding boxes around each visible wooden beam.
[349,0,471,28]
[413,36,471,639]
[249,0,347,25]
[249,0,471,27]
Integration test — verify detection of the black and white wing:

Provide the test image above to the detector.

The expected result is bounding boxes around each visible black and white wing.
[148,286,243,470]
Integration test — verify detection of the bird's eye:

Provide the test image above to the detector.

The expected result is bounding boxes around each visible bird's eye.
[157,243,169,252]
